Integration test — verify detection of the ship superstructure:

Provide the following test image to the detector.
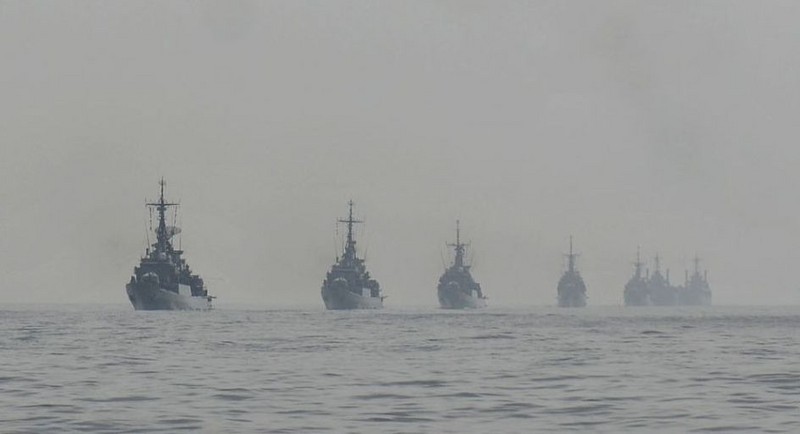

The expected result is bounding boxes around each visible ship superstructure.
[321,201,383,310]
[678,256,712,306]
[437,220,486,309]
[623,247,650,306]
[557,236,587,307]
[647,254,678,306]
[126,179,212,310]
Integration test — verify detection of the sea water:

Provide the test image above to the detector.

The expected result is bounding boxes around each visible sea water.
[1,305,798,432]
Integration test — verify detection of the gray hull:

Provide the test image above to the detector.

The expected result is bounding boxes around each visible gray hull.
[679,295,712,306]
[126,281,212,311]
[557,272,587,308]
[558,293,587,308]
[438,286,487,309]
[321,285,383,310]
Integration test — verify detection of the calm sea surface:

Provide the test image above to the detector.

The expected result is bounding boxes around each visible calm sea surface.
[1,305,798,433]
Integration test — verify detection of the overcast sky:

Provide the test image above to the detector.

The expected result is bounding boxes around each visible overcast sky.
[1,1,800,307]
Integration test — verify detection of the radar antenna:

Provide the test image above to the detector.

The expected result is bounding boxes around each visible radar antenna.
[447,220,469,268]
[146,178,180,255]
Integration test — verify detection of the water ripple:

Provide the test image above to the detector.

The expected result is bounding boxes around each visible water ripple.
[0,306,798,432]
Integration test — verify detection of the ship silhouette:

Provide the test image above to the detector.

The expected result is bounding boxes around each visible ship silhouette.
[126,179,212,310]
[321,201,384,310]
[623,247,650,306]
[678,257,712,306]
[437,220,486,309]
[623,249,712,306]
[557,236,587,307]
[647,254,678,306]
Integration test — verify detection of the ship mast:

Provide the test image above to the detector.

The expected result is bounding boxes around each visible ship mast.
[565,235,578,273]
[633,246,644,278]
[146,178,178,255]
[694,255,709,283]
[448,220,468,268]
[339,200,363,262]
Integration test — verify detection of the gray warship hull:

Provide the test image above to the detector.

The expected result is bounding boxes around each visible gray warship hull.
[679,259,712,306]
[557,291,586,308]
[678,291,711,306]
[437,221,486,310]
[438,284,486,309]
[321,202,384,310]
[649,283,679,306]
[623,253,712,307]
[126,179,212,311]
[321,283,383,310]
[557,238,587,307]
[557,274,587,307]
[624,290,651,306]
[126,280,211,311]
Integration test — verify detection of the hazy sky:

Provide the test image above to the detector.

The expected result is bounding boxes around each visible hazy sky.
[2,1,800,306]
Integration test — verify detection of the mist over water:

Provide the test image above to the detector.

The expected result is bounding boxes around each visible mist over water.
[2,2,800,432]
[2,305,798,432]
[3,2,800,307]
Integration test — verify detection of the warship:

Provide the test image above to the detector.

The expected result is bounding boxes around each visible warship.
[645,254,678,306]
[623,248,650,306]
[678,256,712,306]
[437,220,486,309]
[623,251,712,306]
[126,179,212,310]
[321,201,384,310]
[557,236,587,307]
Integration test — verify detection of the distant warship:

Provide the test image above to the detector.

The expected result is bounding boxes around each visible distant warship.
[678,256,712,306]
[647,254,678,306]
[437,221,486,309]
[623,250,712,306]
[623,248,650,306]
[321,201,384,310]
[126,179,212,310]
[557,237,587,307]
